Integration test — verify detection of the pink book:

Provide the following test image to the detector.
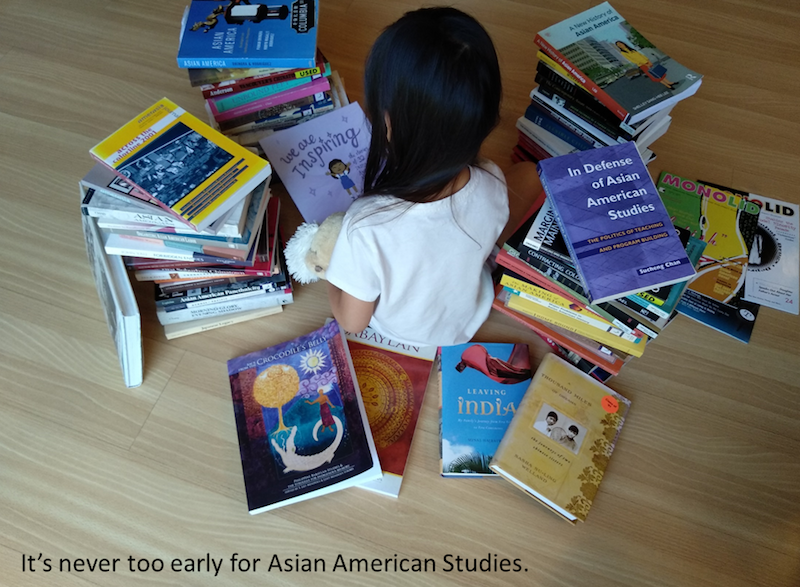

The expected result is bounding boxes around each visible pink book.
[208,76,331,123]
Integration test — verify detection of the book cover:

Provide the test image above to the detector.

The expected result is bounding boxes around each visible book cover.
[259,102,371,224]
[226,320,382,514]
[344,326,437,497]
[90,98,272,232]
[700,182,799,315]
[177,0,319,69]
[439,343,533,477]
[81,215,142,388]
[656,173,762,342]
[537,142,696,304]
[490,353,630,523]
[534,2,702,124]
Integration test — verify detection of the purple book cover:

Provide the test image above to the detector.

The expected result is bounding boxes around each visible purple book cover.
[226,320,381,514]
[536,142,695,304]
[259,102,371,224]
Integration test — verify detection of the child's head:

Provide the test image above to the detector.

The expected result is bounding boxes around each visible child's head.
[363,7,502,202]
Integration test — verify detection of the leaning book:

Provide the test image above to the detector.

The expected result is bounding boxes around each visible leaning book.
[226,320,382,514]
[345,325,437,497]
[490,353,630,524]
[440,343,533,477]
[177,0,319,69]
[81,215,142,388]
[90,98,272,232]
[537,141,696,305]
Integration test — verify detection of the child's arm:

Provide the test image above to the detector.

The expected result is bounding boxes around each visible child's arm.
[327,282,375,333]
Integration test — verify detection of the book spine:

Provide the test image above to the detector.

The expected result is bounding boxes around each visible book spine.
[524,103,595,151]
[103,227,251,250]
[210,76,330,122]
[200,63,326,99]
[216,94,328,133]
[163,306,282,339]
[158,285,282,311]
[209,75,322,115]
[529,94,614,148]
[157,278,284,306]
[156,289,293,324]
[533,34,630,123]
[177,55,317,70]
[516,131,553,161]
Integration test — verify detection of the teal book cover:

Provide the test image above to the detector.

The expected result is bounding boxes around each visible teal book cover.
[178,0,318,69]
[439,343,532,477]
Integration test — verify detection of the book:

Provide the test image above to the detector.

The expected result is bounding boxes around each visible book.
[81,215,142,388]
[259,102,371,223]
[198,50,328,98]
[163,304,282,339]
[699,182,799,315]
[439,343,533,477]
[226,320,382,514]
[155,285,293,325]
[534,2,702,124]
[177,0,319,69]
[90,98,272,232]
[344,326,436,497]
[490,352,630,523]
[656,173,762,342]
[536,142,696,304]
[155,274,287,308]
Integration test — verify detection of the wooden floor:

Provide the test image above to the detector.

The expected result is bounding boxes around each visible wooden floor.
[2,1,799,585]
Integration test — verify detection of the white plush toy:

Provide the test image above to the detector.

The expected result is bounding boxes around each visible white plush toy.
[284,212,345,284]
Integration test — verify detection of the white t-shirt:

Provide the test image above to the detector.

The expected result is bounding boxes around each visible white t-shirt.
[327,160,508,347]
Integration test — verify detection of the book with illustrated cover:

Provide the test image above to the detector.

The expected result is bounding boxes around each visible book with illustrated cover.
[699,182,799,315]
[81,215,142,388]
[344,326,437,497]
[534,2,702,124]
[90,98,272,232]
[439,343,533,477]
[226,320,382,514]
[259,102,371,224]
[537,142,696,305]
[656,173,762,342]
[490,353,630,523]
[177,0,318,69]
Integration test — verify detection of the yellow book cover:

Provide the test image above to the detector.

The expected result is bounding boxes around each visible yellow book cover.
[490,353,630,523]
[505,291,647,357]
[90,98,272,232]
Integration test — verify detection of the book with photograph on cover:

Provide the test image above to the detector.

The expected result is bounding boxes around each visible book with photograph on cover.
[90,98,272,233]
[344,325,437,497]
[226,320,381,514]
[490,353,630,523]
[439,343,533,477]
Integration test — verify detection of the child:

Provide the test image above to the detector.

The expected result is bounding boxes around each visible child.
[325,7,508,346]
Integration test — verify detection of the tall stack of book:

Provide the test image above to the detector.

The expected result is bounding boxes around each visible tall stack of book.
[176,0,349,153]
[512,2,702,166]
[494,143,706,381]
[81,98,292,358]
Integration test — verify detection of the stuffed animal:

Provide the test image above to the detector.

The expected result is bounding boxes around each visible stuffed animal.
[284,212,345,284]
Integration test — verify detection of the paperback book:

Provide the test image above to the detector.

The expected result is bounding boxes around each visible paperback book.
[259,102,371,224]
[226,320,382,514]
[439,343,533,477]
[534,2,702,124]
[82,215,142,388]
[90,98,272,232]
[490,352,631,523]
[177,0,319,69]
[656,173,762,342]
[344,325,437,497]
[536,141,696,304]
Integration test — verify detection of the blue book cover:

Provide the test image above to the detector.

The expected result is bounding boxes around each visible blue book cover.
[177,0,318,69]
[536,142,696,304]
[226,320,382,514]
[439,343,532,477]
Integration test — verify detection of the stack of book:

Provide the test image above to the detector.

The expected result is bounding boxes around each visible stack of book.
[494,142,705,381]
[81,97,292,356]
[176,0,349,152]
[512,2,702,166]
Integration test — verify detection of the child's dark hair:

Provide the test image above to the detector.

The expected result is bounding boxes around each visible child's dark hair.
[362,7,502,203]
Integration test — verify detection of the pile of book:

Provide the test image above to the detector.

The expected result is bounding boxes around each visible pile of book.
[512,2,702,166]
[494,142,705,381]
[176,0,349,153]
[80,97,292,389]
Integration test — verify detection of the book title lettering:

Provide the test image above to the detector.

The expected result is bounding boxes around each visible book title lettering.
[241,337,327,370]
[457,397,517,417]
[280,127,364,179]
[568,8,619,39]
[660,175,761,216]
[210,29,237,54]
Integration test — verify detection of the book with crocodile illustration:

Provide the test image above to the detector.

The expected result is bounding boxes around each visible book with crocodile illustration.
[226,320,381,513]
